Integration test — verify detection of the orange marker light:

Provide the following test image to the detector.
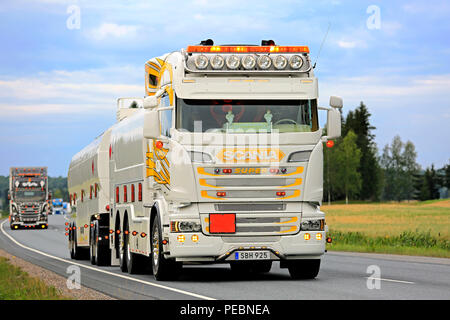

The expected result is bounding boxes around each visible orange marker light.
[326,140,334,148]
[304,233,311,240]
[156,141,163,149]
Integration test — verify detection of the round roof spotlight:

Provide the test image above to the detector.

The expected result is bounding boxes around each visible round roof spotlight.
[273,55,288,70]
[210,55,225,69]
[257,55,272,70]
[241,55,256,70]
[289,55,303,70]
[194,54,209,70]
[226,55,240,70]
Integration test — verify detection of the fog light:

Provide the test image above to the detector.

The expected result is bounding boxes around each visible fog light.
[316,233,322,240]
[304,233,310,240]
[191,234,199,242]
[177,234,185,243]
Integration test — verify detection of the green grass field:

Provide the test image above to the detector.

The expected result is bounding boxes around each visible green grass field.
[0,257,70,300]
[323,199,450,258]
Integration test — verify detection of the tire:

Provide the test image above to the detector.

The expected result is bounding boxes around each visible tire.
[287,259,321,280]
[73,225,88,260]
[69,223,75,259]
[90,221,97,265]
[96,226,111,267]
[151,215,181,281]
[119,224,128,272]
[124,221,142,274]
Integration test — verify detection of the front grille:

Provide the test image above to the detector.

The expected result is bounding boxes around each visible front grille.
[222,236,281,243]
[215,203,285,211]
[202,213,299,236]
[207,178,295,187]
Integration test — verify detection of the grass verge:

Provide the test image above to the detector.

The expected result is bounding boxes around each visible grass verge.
[0,257,70,300]
[327,230,450,258]
[323,199,450,258]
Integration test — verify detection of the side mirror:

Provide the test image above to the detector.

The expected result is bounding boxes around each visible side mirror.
[143,109,161,139]
[330,96,343,109]
[143,96,158,109]
[326,107,341,139]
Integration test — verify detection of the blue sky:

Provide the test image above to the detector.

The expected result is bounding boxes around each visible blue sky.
[0,0,449,176]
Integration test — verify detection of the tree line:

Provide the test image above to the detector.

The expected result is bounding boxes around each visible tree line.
[324,102,450,203]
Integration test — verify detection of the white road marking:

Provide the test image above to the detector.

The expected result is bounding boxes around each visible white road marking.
[0,220,215,300]
[365,277,415,284]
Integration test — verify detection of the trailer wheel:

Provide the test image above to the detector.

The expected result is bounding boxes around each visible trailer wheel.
[124,220,142,274]
[119,225,128,272]
[73,225,88,260]
[287,259,320,280]
[96,224,111,267]
[151,215,181,281]
[69,223,74,259]
[90,221,97,265]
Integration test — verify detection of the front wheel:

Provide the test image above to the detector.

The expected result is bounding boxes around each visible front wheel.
[287,259,320,279]
[151,215,181,281]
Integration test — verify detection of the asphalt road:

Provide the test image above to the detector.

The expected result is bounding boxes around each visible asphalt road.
[1,215,449,300]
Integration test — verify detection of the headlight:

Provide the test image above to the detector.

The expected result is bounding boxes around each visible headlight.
[289,55,303,69]
[257,55,272,70]
[287,151,311,162]
[194,54,209,69]
[171,221,202,232]
[301,219,324,231]
[210,55,225,69]
[241,55,256,70]
[226,55,240,69]
[273,55,288,70]
[189,151,213,163]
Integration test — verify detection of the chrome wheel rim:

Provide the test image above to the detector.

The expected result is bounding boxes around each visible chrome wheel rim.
[152,226,159,269]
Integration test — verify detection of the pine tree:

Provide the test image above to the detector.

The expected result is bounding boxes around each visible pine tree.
[343,102,381,200]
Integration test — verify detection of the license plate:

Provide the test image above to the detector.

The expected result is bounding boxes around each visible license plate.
[234,251,270,260]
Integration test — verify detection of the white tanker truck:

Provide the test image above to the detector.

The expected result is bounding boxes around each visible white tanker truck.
[67,40,342,280]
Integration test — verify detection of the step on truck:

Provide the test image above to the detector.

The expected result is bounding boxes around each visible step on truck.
[67,39,342,280]
[9,167,50,229]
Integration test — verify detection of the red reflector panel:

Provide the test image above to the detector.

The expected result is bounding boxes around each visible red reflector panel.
[209,214,236,234]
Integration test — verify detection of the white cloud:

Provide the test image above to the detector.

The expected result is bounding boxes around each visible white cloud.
[0,67,143,117]
[89,23,139,40]
[337,40,356,49]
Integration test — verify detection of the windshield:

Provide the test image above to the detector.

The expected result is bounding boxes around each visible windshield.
[15,190,46,202]
[176,99,318,133]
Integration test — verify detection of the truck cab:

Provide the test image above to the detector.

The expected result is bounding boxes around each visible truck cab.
[9,167,49,229]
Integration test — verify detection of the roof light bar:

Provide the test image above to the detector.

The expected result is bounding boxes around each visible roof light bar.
[186,45,309,53]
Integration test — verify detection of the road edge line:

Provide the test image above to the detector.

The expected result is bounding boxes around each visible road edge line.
[0,220,215,300]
